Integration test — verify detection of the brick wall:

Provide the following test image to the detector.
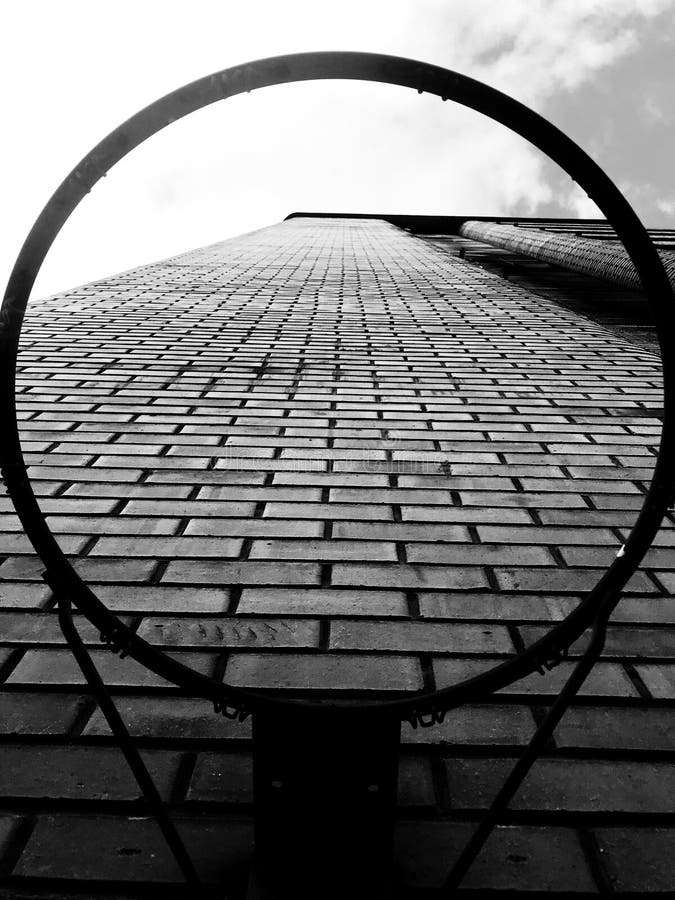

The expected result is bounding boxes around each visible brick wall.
[0,217,673,894]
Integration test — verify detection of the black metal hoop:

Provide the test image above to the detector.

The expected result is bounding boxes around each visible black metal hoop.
[1,51,674,724]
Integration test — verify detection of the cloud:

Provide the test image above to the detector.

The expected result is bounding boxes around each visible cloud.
[415,0,671,97]
[1,0,672,298]
[657,198,675,216]
[531,10,675,225]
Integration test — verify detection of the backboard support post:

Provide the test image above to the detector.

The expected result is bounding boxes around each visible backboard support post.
[247,706,401,899]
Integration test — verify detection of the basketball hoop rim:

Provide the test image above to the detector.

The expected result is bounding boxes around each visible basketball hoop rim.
[2,51,674,722]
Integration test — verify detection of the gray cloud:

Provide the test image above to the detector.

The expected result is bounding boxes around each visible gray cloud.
[530,10,675,224]
[2,0,672,299]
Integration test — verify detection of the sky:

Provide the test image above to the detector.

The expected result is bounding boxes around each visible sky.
[2,0,674,299]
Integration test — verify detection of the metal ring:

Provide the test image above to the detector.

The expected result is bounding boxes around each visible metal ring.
[2,51,674,720]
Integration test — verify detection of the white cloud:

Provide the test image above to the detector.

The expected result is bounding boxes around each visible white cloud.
[565,189,603,219]
[657,198,675,216]
[1,0,671,298]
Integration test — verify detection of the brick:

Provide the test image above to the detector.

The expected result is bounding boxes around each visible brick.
[137,617,319,648]
[653,571,675,593]
[520,476,641,493]
[83,696,252,739]
[237,588,408,616]
[198,486,322,501]
[0,556,159,583]
[215,457,327,472]
[185,518,323,538]
[561,545,675,568]
[0,814,20,867]
[394,821,595,891]
[612,596,675,624]
[187,752,253,803]
[419,592,578,621]
[397,475,517,491]
[179,445,277,459]
[8,649,216,687]
[64,482,191,498]
[593,828,675,893]
[122,500,256,517]
[0,583,51,608]
[520,624,675,658]
[0,612,130,645]
[225,653,423,691]
[46,514,181,535]
[406,543,554,566]
[163,560,322,586]
[0,692,83,736]
[568,464,653,479]
[636,665,675,698]
[272,472,391,487]
[264,502,392,520]
[0,515,22,533]
[147,470,267,487]
[538,508,642,527]
[554,707,675,751]
[447,757,675,813]
[330,621,513,653]
[331,521,471,542]
[2,497,118,515]
[495,567,657,593]
[0,745,180,801]
[331,563,489,590]
[459,491,588,508]
[401,506,532,523]
[643,528,675,548]
[280,447,387,461]
[27,453,95,468]
[397,756,435,806]
[28,465,144,483]
[249,539,398,562]
[331,488,454,505]
[0,532,88,556]
[433,657,637,697]
[402,705,536,746]
[93,585,229,613]
[13,814,253,884]
[60,441,166,455]
[90,536,244,558]
[476,525,617,545]
[589,492,645,509]
[0,482,61,500]
[97,454,215,469]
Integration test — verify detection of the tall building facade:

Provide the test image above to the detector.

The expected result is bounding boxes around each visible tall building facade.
[0,215,672,894]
